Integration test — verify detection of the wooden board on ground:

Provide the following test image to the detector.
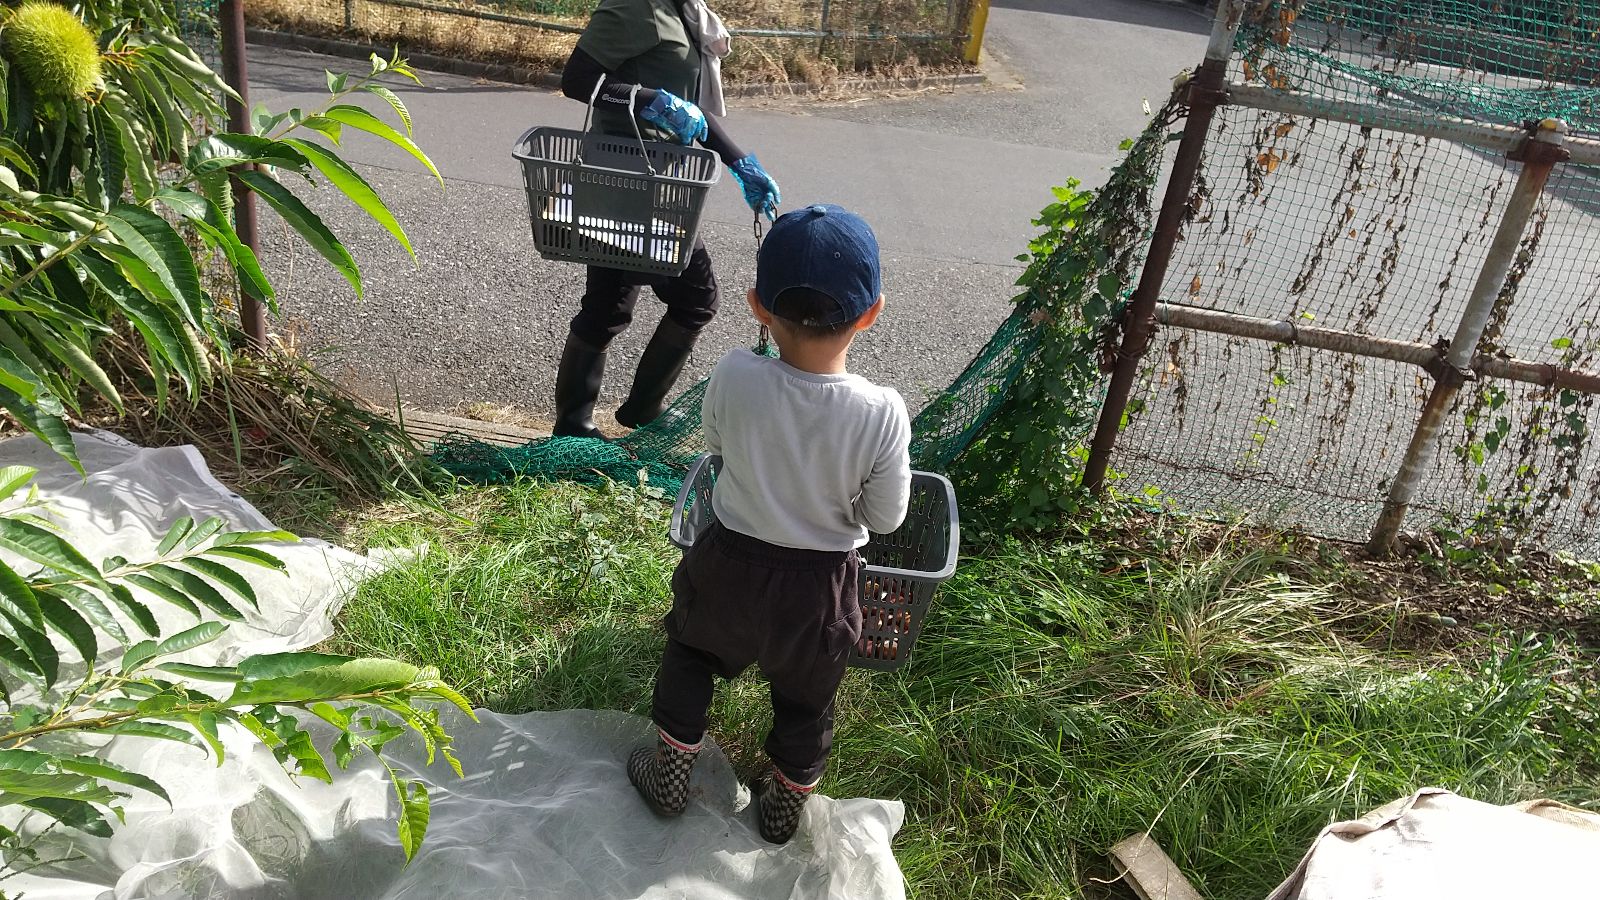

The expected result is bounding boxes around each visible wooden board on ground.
[1109,833,1204,900]
[396,409,546,448]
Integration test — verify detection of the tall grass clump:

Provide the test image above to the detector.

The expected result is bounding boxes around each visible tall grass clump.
[95,336,445,535]
[333,485,1600,900]
[835,537,1599,899]
[329,478,681,712]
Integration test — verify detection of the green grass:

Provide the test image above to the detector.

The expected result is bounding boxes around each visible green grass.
[329,478,1600,900]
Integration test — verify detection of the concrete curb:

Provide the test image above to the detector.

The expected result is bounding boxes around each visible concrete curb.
[245,27,986,96]
[728,70,987,98]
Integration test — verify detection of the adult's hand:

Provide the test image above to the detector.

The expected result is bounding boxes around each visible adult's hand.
[729,155,781,221]
[640,90,709,145]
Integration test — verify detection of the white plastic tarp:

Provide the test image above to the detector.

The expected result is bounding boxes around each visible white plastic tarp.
[0,432,907,899]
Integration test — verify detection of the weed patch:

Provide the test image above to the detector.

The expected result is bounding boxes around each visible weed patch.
[85,336,444,537]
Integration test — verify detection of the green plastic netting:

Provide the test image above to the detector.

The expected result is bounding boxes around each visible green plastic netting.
[1237,1,1600,131]
[432,306,1043,497]
[435,0,1600,497]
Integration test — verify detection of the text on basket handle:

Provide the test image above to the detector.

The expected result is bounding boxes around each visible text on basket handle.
[576,75,659,177]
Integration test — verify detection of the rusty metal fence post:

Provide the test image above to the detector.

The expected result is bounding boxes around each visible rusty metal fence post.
[220,0,267,348]
[1082,0,1245,493]
[1366,119,1571,556]
[817,0,832,58]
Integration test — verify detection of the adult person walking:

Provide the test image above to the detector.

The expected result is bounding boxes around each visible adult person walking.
[553,0,782,438]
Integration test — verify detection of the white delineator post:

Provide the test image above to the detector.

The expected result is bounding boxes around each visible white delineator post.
[1367,118,1571,556]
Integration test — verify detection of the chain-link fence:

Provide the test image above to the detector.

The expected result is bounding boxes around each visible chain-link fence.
[248,0,980,82]
[1100,0,1600,555]
[177,0,222,69]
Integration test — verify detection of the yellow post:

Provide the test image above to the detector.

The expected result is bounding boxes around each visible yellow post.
[962,0,990,65]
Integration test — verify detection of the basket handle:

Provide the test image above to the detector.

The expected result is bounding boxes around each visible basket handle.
[669,452,718,550]
[576,75,659,178]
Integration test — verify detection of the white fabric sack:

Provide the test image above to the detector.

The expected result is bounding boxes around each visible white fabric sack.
[1267,788,1600,900]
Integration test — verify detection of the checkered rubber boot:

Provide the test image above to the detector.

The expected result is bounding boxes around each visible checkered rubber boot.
[753,766,817,844]
[627,729,701,817]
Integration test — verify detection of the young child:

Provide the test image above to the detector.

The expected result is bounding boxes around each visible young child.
[627,204,912,844]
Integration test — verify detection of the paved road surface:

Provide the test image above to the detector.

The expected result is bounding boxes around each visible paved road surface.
[249,0,1212,421]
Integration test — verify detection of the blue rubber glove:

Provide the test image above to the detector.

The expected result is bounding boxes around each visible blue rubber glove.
[728,155,781,221]
[639,90,708,145]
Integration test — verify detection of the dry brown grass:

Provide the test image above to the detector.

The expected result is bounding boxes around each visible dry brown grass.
[82,332,444,536]
[251,0,584,73]
[453,401,544,429]
[247,0,973,84]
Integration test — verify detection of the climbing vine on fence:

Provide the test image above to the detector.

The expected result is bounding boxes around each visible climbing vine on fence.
[946,100,1180,532]
[1445,206,1599,542]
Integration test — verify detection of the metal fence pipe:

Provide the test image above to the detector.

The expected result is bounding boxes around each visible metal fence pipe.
[220,0,266,348]
[1083,2,1245,494]
[1443,138,1570,371]
[1367,119,1570,556]
[366,0,961,42]
[1156,303,1600,394]
[1475,357,1600,394]
[1226,84,1525,153]
[729,27,954,41]
[963,0,990,64]
[1225,83,1600,166]
[1204,0,1244,61]
[1156,305,1440,369]
[368,0,586,33]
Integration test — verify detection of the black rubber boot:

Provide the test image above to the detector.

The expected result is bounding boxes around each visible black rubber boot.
[627,730,701,817]
[752,765,816,844]
[615,317,699,429]
[553,332,607,439]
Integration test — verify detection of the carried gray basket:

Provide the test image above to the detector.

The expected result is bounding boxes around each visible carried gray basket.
[512,82,721,277]
[669,453,960,671]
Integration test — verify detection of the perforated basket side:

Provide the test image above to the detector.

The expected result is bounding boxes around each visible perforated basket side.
[513,125,720,277]
[860,473,959,578]
[516,128,583,261]
[851,473,959,670]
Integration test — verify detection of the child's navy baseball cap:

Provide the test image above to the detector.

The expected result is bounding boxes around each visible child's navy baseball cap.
[756,204,882,328]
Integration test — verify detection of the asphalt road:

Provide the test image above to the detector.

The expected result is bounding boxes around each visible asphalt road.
[248,0,1212,421]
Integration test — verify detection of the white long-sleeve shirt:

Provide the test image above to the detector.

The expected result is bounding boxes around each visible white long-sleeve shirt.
[702,349,912,551]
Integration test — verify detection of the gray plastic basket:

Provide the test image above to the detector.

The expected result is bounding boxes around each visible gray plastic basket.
[669,453,960,671]
[512,83,720,277]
